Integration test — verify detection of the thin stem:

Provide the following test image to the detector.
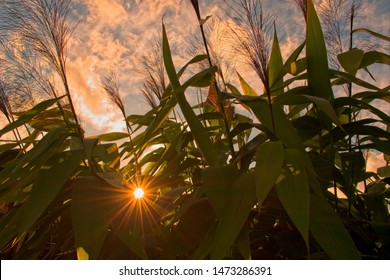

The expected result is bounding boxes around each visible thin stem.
[197,6,237,162]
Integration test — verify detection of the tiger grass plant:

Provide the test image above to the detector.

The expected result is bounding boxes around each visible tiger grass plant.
[0,0,389,260]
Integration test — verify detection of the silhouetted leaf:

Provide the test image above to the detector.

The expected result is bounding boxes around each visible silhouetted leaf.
[255,140,284,207]
[275,148,309,250]
[310,193,361,259]
[211,173,256,259]
[18,151,83,235]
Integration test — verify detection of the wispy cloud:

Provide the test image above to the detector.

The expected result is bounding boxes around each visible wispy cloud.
[60,0,389,136]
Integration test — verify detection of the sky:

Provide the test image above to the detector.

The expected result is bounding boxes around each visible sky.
[1,0,390,171]
[64,0,389,135]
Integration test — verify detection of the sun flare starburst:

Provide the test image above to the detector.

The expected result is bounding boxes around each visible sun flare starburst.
[133,187,145,199]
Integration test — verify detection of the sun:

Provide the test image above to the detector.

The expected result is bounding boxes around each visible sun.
[133,187,145,199]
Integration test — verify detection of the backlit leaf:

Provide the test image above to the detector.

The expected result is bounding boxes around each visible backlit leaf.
[306,0,333,101]
[268,26,284,95]
[338,48,365,76]
[0,96,64,136]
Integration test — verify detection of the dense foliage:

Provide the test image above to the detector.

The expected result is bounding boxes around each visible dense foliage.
[0,0,389,259]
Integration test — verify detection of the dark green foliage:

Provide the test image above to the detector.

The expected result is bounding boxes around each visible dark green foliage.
[0,0,388,260]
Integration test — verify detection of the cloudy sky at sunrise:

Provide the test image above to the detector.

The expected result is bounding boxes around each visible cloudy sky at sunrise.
[64,0,389,134]
[0,0,389,171]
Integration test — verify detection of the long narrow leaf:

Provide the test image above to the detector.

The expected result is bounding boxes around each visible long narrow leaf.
[0,96,64,136]
[162,23,220,166]
[353,28,390,42]
[275,148,310,251]
[211,173,256,259]
[306,0,333,101]
[268,26,284,95]
[18,151,83,235]
[255,140,284,207]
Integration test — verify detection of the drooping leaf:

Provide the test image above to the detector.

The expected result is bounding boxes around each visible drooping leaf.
[334,97,390,125]
[0,125,76,187]
[352,28,390,42]
[331,70,380,90]
[0,96,64,136]
[361,51,390,68]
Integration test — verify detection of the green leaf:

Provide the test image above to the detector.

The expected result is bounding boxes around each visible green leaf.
[17,151,83,235]
[338,49,365,76]
[211,173,256,259]
[93,132,129,142]
[306,0,333,101]
[378,166,390,178]
[0,96,64,137]
[183,66,217,88]
[268,26,284,95]
[353,91,390,102]
[202,165,239,219]
[0,125,75,187]
[255,140,284,207]
[340,151,366,186]
[93,143,121,170]
[360,51,390,68]
[237,72,258,96]
[0,207,23,250]
[331,70,380,90]
[83,138,99,165]
[235,224,251,260]
[77,247,89,260]
[71,176,117,259]
[275,148,310,250]
[172,198,216,254]
[334,97,390,125]
[361,192,388,223]
[353,28,390,42]
[282,41,306,75]
[301,95,342,128]
[310,193,361,259]
[162,23,220,166]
